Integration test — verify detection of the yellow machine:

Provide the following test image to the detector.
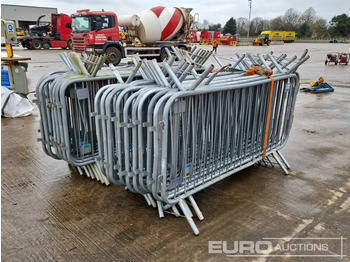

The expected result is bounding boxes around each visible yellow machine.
[253,31,295,46]
[16,27,26,37]
[119,31,126,40]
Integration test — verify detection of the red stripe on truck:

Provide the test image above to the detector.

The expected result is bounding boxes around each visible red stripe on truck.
[161,8,182,40]
[151,6,165,18]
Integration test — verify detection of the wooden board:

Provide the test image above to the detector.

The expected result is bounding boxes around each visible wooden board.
[1,57,31,63]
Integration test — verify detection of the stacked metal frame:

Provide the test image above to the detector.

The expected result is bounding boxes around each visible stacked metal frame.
[35,47,212,185]
[35,66,145,184]
[93,50,309,234]
[36,49,308,234]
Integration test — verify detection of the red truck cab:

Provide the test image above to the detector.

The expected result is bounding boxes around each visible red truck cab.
[20,13,72,50]
[71,10,123,65]
[50,13,72,48]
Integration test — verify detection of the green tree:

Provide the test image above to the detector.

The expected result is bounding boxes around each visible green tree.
[223,17,237,35]
[208,23,222,32]
[328,14,350,37]
[298,22,313,37]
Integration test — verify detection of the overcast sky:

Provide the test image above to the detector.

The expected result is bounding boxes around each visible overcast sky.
[2,0,349,26]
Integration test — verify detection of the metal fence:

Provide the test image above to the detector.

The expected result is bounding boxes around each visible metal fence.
[35,69,141,184]
[34,47,213,184]
[93,50,309,234]
[36,49,309,235]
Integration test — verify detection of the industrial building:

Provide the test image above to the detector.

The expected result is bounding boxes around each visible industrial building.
[1,4,57,31]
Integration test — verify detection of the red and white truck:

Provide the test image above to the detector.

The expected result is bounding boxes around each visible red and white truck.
[70,6,193,65]
[20,13,72,50]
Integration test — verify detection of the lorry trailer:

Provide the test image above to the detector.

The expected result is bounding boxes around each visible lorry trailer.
[253,31,295,46]
[20,13,72,50]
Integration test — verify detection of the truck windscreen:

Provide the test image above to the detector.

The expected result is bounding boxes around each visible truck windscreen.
[72,16,91,33]
[261,34,269,39]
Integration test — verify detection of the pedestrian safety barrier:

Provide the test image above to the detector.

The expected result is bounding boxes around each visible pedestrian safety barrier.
[35,65,146,184]
[35,47,213,184]
[36,49,309,234]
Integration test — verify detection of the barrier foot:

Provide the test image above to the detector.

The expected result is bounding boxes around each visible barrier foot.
[188,195,204,221]
[178,199,200,236]
[157,201,165,218]
[171,205,181,217]
[147,193,157,208]
[143,194,152,206]
[272,151,289,175]
[266,156,274,167]
[276,150,290,169]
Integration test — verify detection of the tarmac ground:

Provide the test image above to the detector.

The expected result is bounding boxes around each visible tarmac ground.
[1,43,350,261]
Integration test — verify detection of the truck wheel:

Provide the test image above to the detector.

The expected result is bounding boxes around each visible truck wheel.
[20,41,27,49]
[42,42,50,50]
[32,40,42,50]
[106,47,122,66]
[67,40,73,50]
[159,48,168,62]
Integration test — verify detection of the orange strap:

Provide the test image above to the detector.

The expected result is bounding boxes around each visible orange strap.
[245,66,274,159]
[263,76,275,159]
[246,66,273,77]
[246,67,259,76]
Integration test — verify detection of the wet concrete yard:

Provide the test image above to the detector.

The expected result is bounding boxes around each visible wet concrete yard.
[1,43,350,261]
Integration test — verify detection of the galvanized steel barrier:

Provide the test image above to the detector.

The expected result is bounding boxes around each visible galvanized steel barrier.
[35,64,145,184]
[93,51,309,235]
[37,50,309,235]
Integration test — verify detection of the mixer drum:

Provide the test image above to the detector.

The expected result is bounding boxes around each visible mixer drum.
[121,6,185,44]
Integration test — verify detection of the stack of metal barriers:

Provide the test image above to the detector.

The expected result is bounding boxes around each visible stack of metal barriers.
[35,68,143,184]
[36,49,309,235]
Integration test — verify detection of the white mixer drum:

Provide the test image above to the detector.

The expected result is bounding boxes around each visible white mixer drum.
[137,6,184,43]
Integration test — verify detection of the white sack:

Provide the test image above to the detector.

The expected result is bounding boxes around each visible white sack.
[1,86,34,118]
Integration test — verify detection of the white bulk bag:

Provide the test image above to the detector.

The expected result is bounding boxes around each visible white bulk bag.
[1,86,34,118]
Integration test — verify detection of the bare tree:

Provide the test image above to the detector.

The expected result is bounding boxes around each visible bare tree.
[301,7,316,24]
[250,17,270,35]
[313,17,329,37]
[270,16,285,30]
[283,8,301,30]
[236,17,248,36]
[202,19,209,30]
[197,6,340,39]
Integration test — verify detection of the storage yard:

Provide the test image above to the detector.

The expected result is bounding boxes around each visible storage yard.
[1,42,349,261]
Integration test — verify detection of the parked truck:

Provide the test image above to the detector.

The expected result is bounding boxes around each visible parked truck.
[20,13,72,50]
[70,6,193,65]
[199,31,221,45]
[253,31,295,46]
[190,31,201,43]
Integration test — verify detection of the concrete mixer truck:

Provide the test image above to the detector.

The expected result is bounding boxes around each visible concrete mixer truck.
[70,6,193,65]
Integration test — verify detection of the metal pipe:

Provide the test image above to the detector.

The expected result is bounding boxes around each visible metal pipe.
[204,64,231,85]
[188,64,215,90]
[162,61,185,90]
